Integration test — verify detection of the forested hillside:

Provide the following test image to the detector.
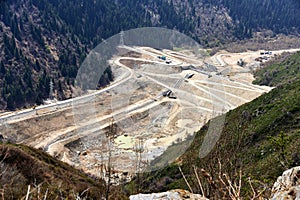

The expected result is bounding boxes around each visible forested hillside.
[168,0,300,42]
[1,0,300,110]
[205,0,300,38]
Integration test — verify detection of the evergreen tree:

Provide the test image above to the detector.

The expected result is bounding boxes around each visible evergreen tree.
[0,61,6,75]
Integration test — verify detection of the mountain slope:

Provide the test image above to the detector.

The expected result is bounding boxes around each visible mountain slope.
[1,0,300,111]
[253,51,300,86]
[0,143,129,199]
[129,52,300,199]
[0,143,105,199]
[0,0,116,110]
[166,0,300,40]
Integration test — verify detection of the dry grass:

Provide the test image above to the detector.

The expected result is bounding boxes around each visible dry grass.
[179,161,267,200]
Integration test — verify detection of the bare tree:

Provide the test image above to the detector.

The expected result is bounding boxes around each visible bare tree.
[105,120,117,200]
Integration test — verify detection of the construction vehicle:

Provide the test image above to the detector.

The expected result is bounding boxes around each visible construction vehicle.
[185,73,195,79]
[162,90,172,97]
[158,55,166,61]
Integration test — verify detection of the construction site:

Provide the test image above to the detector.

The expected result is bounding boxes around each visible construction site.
[2,44,297,184]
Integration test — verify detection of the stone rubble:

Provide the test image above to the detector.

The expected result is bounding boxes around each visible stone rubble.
[129,189,208,200]
[271,166,300,200]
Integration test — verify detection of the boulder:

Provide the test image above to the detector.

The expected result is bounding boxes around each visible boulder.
[130,189,208,200]
[270,166,300,200]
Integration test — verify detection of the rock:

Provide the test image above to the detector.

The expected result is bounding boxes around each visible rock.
[270,166,300,200]
[0,134,4,142]
[129,189,208,200]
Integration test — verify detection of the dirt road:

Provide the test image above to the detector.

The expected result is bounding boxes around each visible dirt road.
[1,45,295,182]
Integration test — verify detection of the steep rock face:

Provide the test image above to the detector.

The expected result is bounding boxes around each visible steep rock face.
[130,189,208,200]
[271,166,300,200]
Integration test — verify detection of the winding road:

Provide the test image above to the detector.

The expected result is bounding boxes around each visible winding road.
[1,45,298,176]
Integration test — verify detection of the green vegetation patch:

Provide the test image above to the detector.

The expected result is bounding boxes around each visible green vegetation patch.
[254,51,300,86]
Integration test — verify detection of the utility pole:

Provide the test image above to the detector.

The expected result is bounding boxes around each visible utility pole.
[120,30,124,46]
[49,79,54,100]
